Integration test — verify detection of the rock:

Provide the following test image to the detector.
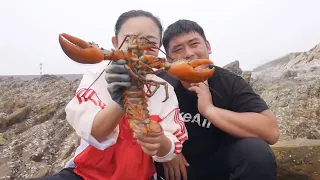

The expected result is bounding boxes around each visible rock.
[6,106,31,127]
[251,78,320,141]
[0,163,11,180]
[307,128,320,140]
[0,134,6,145]
[33,165,50,178]
[223,60,243,75]
[272,139,320,180]
[223,60,252,84]
[250,43,320,141]
[242,71,252,84]
[0,113,8,132]
[0,75,81,179]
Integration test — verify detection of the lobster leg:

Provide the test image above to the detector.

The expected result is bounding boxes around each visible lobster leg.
[124,64,140,79]
[146,83,160,98]
[124,64,169,102]
[140,55,167,69]
[124,61,165,95]
[138,61,166,74]
[133,62,169,102]
[124,63,155,95]
[144,80,169,103]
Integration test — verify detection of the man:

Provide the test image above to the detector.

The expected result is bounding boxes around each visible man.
[154,19,280,180]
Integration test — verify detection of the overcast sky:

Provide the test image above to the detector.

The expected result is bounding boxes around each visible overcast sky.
[1,0,320,75]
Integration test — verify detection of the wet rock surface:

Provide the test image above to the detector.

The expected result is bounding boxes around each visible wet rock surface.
[0,75,80,179]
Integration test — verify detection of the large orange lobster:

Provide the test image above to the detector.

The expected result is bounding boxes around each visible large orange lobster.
[58,33,215,134]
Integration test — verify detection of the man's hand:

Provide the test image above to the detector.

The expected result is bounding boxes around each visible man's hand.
[105,59,131,108]
[188,80,213,115]
[163,153,189,180]
[134,131,171,156]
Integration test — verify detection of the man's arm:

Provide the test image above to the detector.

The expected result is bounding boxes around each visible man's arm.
[203,77,279,145]
[203,106,279,144]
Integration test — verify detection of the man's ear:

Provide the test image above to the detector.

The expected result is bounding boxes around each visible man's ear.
[112,36,118,48]
[205,40,212,54]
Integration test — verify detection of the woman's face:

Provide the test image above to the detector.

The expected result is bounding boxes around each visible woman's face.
[112,16,161,57]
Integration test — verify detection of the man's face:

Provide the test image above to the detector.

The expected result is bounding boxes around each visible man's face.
[166,32,212,61]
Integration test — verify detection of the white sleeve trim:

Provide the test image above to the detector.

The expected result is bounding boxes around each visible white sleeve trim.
[152,131,176,162]
[85,126,119,151]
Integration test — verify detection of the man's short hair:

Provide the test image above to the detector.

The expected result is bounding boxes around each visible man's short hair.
[163,19,207,53]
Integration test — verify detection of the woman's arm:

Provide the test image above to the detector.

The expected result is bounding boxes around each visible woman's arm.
[65,64,126,150]
[91,102,125,142]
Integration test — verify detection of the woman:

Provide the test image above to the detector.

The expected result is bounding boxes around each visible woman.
[30,10,187,180]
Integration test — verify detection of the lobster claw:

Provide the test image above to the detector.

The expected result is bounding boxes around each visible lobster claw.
[58,33,105,64]
[166,59,215,83]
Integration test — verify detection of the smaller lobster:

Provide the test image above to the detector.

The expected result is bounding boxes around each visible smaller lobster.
[58,33,215,134]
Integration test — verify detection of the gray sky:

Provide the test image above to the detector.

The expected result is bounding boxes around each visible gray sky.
[1,0,320,75]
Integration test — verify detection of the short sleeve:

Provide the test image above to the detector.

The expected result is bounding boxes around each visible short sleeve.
[230,76,269,113]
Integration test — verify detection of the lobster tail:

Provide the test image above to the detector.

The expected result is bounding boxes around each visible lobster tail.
[123,84,163,134]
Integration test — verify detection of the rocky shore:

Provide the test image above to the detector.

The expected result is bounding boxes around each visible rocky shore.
[1,43,320,179]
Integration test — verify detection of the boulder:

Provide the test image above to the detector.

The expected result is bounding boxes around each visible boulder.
[272,139,320,180]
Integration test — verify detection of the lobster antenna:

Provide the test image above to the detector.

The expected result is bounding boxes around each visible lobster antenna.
[202,82,223,99]
[141,36,174,62]
[81,35,131,95]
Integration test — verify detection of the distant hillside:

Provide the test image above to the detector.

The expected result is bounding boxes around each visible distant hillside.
[253,52,301,72]
[251,43,320,81]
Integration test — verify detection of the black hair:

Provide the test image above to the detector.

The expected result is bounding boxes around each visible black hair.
[114,10,163,40]
[163,19,207,52]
